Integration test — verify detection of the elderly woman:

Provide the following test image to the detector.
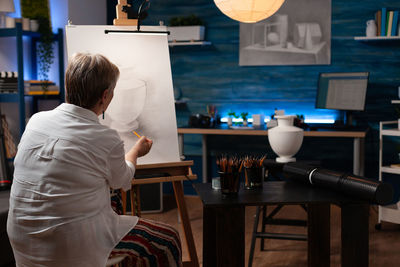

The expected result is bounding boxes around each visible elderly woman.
[7,53,182,267]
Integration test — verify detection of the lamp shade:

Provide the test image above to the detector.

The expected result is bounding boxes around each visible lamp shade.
[0,0,15,13]
[214,0,285,23]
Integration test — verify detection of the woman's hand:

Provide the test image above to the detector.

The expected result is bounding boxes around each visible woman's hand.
[125,136,153,165]
[134,136,153,157]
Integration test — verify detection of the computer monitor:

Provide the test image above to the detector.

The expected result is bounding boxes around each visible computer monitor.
[316,72,369,125]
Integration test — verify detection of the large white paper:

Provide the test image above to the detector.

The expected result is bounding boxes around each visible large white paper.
[66,25,180,164]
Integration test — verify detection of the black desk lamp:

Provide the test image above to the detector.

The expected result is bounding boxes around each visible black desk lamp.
[119,0,150,31]
[136,0,150,32]
[108,0,169,35]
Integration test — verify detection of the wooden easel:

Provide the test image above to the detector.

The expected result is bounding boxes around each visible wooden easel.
[121,160,199,267]
[113,0,138,26]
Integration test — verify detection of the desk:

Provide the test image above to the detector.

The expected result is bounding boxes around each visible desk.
[194,182,369,267]
[178,127,367,182]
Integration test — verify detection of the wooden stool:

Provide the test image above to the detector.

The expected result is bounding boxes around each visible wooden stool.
[248,204,308,267]
[121,161,199,267]
[248,159,312,267]
[106,255,126,267]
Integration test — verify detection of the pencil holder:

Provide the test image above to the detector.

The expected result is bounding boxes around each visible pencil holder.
[244,167,263,189]
[219,171,240,196]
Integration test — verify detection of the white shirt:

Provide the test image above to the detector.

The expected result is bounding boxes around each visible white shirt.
[7,103,137,267]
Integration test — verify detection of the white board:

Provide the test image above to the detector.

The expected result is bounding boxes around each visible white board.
[65,25,180,164]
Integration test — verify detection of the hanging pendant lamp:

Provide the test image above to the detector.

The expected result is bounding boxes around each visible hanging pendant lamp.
[214,0,285,23]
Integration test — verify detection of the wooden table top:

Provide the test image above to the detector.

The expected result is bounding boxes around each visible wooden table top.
[194,181,368,207]
[178,127,367,138]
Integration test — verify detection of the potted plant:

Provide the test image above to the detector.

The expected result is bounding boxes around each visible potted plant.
[241,112,249,126]
[168,14,205,42]
[227,110,237,126]
[21,0,54,92]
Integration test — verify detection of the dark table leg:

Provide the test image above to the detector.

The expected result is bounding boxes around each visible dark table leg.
[308,203,330,267]
[341,203,369,267]
[203,206,216,266]
[203,206,245,267]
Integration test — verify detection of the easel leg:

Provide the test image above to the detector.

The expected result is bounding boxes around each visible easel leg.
[172,180,199,267]
[132,185,141,217]
[121,190,127,215]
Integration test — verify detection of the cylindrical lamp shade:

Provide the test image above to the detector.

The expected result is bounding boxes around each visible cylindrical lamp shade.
[214,0,285,23]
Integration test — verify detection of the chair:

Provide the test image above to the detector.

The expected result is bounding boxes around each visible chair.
[118,161,200,267]
[106,255,127,267]
[248,160,316,267]
[248,204,308,267]
[106,188,136,267]
[121,185,141,216]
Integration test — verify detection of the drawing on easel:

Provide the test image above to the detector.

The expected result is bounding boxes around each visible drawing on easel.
[104,67,147,133]
[65,25,180,164]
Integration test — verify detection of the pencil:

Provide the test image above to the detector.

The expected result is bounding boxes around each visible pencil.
[132,131,141,138]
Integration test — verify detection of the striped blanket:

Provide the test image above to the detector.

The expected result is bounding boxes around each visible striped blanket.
[109,190,182,267]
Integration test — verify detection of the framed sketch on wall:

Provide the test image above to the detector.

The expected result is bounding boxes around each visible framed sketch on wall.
[239,0,331,66]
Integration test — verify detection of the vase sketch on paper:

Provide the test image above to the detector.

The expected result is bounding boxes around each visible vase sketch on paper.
[103,67,147,134]
[239,0,331,66]
[65,25,181,165]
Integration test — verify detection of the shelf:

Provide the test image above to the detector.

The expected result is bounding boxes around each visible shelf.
[392,100,400,104]
[27,94,60,100]
[0,94,19,102]
[0,26,59,41]
[381,166,400,175]
[0,93,61,103]
[175,99,187,104]
[354,36,400,41]
[0,23,65,136]
[381,128,400,136]
[379,120,400,226]
[168,41,211,47]
[0,27,40,38]
[379,204,400,224]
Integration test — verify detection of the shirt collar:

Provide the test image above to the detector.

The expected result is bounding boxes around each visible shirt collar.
[56,103,100,123]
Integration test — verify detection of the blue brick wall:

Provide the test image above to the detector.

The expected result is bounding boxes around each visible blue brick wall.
[128,0,400,195]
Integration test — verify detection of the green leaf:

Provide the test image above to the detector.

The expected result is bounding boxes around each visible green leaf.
[21,0,54,90]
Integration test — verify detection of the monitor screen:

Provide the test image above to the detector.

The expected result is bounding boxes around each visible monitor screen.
[315,72,369,111]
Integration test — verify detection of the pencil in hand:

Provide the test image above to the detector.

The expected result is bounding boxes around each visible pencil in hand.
[132,131,141,138]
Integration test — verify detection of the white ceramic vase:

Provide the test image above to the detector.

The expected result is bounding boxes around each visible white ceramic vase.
[30,19,39,32]
[366,20,377,37]
[268,115,304,163]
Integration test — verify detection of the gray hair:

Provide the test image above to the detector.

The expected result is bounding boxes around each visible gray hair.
[65,53,120,109]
